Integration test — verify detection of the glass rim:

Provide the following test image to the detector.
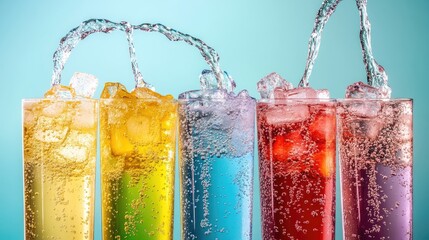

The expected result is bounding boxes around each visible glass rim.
[177,98,255,104]
[22,98,178,103]
[99,98,177,103]
[177,89,256,103]
[22,98,98,102]
[257,98,413,103]
[336,98,413,103]
[257,98,337,103]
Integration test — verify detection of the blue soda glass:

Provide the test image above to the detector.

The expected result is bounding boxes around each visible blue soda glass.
[178,90,255,240]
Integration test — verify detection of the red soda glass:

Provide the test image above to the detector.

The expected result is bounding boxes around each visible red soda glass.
[257,99,336,240]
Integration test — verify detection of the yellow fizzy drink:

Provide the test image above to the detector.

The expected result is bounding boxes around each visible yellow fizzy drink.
[23,98,98,240]
[100,83,177,240]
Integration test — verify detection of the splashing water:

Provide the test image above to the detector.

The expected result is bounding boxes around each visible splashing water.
[51,19,125,86]
[299,0,342,87]
[258,1,341,98]
[51,19,229,90]
[132,23,234,91]
[199,69,235,93]
[122,21,146,88]
[356,0,391,97]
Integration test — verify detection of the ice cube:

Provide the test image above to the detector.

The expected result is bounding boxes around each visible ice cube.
[180,89,231,103]
[265,105,310,124]
[201,89,230,100]
[126,115,160,145]
[69,72,98,98]
[72,131,95,147]
[131,87,155,98]
[349,118,384,140]
[200,69,236,93]
[23,102,38,127]
[131,87,163,99]
[379,85,392,99]
[345,81,390,99]
[42,101,66,117]
[309,109,336,143]
[57,145,88,162]
[71,101,97,130]
[236,89,251,99]
[274,87,318,99]
[44,85,76,99]
[55,131,95,163]
[106,101,129,125]
[23,110,36,127]
[315,89,330,99]
[34,116,69,143]
[257,72,293,99]
[101,82,135,99]
[272,85,330,99]
[178,90,202,100]
[272,132,307,162]
[177,90,205,114]
[35,127,69,143]
[110,126,134,156]
[346,100,381,118]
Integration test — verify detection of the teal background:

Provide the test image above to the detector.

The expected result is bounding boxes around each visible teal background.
[1,0,428,239]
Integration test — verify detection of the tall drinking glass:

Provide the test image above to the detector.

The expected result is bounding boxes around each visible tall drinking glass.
[100,98,177,240]
[257,99,336,240]
[178,91,255,240]
[338,99,413,239]
[23,99,98,240]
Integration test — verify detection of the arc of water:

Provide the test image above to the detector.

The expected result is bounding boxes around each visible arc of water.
[51,19,227,89]
[299,0,342,87]
[132,23,232,91]
[121,21,147,88]
[51,19,128,86]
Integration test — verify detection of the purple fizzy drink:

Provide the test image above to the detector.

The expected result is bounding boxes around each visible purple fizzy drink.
[338,99,413,240]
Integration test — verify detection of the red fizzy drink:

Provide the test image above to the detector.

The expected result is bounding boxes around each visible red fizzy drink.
[257,99,336,240]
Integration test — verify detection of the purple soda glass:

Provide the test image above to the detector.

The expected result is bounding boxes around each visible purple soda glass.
[338,99,413,240]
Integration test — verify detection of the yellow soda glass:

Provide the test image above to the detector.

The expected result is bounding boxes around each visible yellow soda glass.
[100,84,177,240]
[23,98,98,240]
